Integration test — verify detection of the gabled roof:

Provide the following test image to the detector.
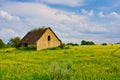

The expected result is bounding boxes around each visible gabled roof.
[20,27,61,44]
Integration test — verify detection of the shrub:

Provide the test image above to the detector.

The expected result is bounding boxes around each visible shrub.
[102,43,107,46]
[18,46,36,51]
[67,43,79,46]
[59,43,65,49]
[60,43,70,49]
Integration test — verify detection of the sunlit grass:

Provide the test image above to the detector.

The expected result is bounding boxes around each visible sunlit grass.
[0,44,120,80]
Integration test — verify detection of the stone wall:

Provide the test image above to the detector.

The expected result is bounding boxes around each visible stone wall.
[36,29,61,50]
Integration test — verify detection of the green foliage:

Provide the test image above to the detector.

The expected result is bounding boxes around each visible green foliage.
[30,27,45,32]
[0,44,120,80]
[81,40,95,45]
[47,43,70,50]
[0,39,5,48]
[67,43,79,46]
[49,62,73,80]
[18,46,36,51]
[81,40,86,45]
[102,43,107,46]
[8,37,21,48]
[116,42,120,44]
[59,43,65,48]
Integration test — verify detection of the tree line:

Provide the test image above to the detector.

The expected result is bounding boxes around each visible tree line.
[0,37,21,49]
[0,38,95,49]
[0,37,119,49]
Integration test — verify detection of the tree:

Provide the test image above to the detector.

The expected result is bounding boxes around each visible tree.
[81,40,86,45]
[81,40,95,45]
[89,41,95,45]
[0,39,5,48]
[8,37,21,48]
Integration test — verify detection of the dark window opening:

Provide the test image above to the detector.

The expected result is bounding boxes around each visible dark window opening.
[48,36,51,41]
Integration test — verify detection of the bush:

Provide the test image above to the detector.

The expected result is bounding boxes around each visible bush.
[59,43,65,49]
[102,43,107,46]
[59,43,70,49]
[18,46,36,51]
[67,43,79,46]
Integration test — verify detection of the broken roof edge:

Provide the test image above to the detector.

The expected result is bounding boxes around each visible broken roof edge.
[20,27,47,44]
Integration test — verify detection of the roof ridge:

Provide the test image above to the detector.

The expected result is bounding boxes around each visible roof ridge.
[29,27,48,32]
[20,27,61,45]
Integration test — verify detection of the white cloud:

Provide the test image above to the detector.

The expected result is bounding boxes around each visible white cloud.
[81,9,94,16]
[86,25,108,33]
[98,11,120,20]
[0,28,18,36]
[0,10,20,21]
[41,0,84,7]
[81,9,87,14]
[98,11,105,17]
[0,28,19,42]
[6,29,17,34]
[2,2,77,21]
[0,2,120,43]
[2,2,87,25]
[109,12,120,19]
[89,10,94,16]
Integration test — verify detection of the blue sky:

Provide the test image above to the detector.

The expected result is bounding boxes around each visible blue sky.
[0,0,120,43]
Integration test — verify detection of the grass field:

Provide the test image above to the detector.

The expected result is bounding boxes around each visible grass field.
[0,44,120,80]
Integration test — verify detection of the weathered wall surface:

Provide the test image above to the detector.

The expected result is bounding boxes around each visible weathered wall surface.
[36,29,61,50]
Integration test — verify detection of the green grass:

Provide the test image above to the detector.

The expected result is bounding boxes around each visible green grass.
[0,44,120,80]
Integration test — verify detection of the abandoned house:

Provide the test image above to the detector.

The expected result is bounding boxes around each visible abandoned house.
[20,27,61,50]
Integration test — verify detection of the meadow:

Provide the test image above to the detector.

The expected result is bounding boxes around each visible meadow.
[0,44,120,80]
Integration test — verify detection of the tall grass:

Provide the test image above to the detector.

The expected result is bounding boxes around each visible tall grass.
[0,44,120,80]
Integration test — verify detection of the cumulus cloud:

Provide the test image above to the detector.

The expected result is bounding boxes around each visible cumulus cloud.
[0,28,18,37]
[109,12,120,19]
[98,11,105,17]
[0,10,20,21]
[81,9,94,16]
[98,11,120,19]
[0,2,120,43]
[0,28,19,42]
[2,2,74,21]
